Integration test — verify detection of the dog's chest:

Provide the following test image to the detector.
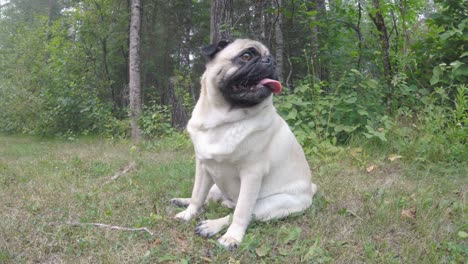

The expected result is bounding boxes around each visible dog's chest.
[204,160,240,200]
[189,121,254,162]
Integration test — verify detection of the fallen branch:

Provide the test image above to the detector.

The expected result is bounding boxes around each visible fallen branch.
[106,161,137,183]
[67,221,154,236]
[346,209,363,221]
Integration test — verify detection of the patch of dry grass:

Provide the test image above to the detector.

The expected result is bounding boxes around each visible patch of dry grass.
[0,135,466,263]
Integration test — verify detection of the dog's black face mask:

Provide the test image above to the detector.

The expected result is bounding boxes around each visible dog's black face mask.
[201,40,281,108]
[221,48,279,107]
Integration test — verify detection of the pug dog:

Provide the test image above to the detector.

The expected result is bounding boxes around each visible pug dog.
[170,39,317,250]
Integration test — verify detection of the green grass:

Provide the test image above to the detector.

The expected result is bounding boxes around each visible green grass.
[0,134,466,263]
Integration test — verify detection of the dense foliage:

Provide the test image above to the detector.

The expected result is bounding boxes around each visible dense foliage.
[0,0,466,162]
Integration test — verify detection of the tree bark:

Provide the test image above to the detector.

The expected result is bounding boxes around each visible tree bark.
[168,76,188,131]
[356,0,363,70]
[129,0,142,142]
[309,0,327,82]
[44,0,56,63]
[397,0,409,70]
[274,0,284,83]
[253,0,266,42]
[370,0,393,111]
[210,0,233,43]
[47,0,56,27]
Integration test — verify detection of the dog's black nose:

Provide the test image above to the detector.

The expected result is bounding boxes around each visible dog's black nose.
[261,56,272,64]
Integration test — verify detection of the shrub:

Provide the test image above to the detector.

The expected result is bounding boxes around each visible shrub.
[139,103,174,138]
[275,70,388,153]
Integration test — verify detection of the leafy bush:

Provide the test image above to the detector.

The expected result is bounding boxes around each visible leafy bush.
[359,83,466,164]
[37,85,115,136]
[275,66,466,164]
[275,70,389,154]
[0,82,42,134]
[139,103,174,138]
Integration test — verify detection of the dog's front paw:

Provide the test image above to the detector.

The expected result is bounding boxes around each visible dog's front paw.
[195,220,216,237]
[169,198,190,207]
[218,235,240,250]
[195,216,230,238]
[174,207,198,221]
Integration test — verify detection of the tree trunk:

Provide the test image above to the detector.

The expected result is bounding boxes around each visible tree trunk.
[309,1,318,82]
[370,0,393,111]
[210,0,233,43]
[44,0,57,62]
[101,37,117,108]
[356,0,363,70]
[274,0,284,83]
[47,0,55,27]
[129,0,142,142]
[168,77,188,131]
[398,0,409,71]
[309,0,327,82]
[253,0,266,42]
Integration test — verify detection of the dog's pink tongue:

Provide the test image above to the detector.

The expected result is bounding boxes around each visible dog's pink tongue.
[259,78,281,94]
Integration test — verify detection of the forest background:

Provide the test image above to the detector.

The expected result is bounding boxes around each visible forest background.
[0,0,466,163]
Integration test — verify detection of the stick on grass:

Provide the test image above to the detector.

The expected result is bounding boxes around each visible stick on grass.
[107,161,137,183]
[67,221,154,236]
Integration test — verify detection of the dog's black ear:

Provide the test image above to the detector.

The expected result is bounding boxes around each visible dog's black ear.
[201,39,232,60]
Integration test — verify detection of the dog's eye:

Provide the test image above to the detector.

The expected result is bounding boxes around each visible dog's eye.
[240,52,252,61]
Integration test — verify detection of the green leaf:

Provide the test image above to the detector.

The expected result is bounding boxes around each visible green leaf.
[303,237,320,261]
[364,243,379,259]
[344,96,357,104]
[291,100,310,107]
[283,102,293,109]
[342,125,359,133]
[453,64,468,78]
[350,69,361,75]
[430,66,441,85]
[376,132,387,142]
[279,226,301,244]
[255,243,271,257]
[365,125,375,133]
[286,108,298,121]
[440,31,451,40]
[450,60,463,71]
[366,79,379,89]
[458,231,468,239]
[334,124,344,132]
[278,248,290,256]
[357,109,368,116]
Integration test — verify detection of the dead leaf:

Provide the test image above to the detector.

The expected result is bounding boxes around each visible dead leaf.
[255,243,271,257]
[350,148,362,157]
[366,164,376,173]
[388,154,403,162]
[200,257,212,262]
[228,257,240,264]
[175,236,188,252]
[401,207,416,219]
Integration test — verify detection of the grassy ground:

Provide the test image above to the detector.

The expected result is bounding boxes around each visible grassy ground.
[0,134,466,263]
